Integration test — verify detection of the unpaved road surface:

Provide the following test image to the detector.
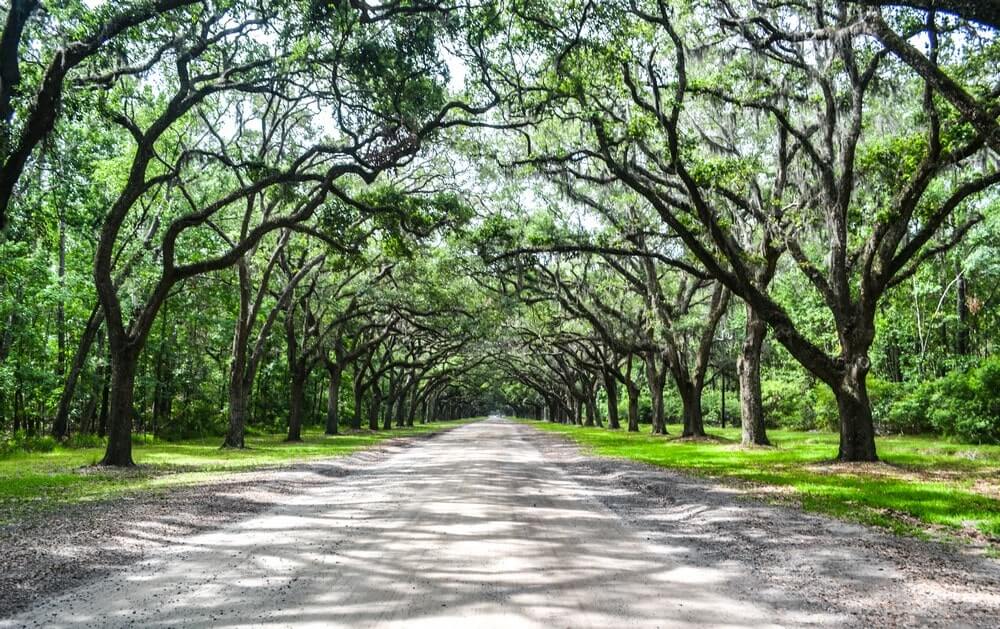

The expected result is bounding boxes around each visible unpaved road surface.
[3,418,999,628]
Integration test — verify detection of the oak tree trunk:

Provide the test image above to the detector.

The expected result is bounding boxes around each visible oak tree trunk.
[626,384,639,432]
[395,389,407,428]
[222,364,249,448]
[100,348,138,466]
[835,357,878,462]
[382,395,393,430]
[368,387,381,431]
[604,372,620,430]
[679,382,706,438]
[352,376,365,430]
[52,306,103,439]
[737,305,770,446]
[286,370,306,442]
[325,365,341,435]
[645,355,666,434]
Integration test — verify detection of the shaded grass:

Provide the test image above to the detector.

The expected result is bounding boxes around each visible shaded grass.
[0,421,472,524]
[524,421,1000,546]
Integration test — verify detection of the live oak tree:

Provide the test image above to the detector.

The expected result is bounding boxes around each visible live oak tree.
[2,0,999,465]
[89,2,491,465]
[0,0,206,229]
[499,0,1000,460]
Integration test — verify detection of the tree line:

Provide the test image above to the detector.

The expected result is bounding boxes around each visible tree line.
[0,0,998,465]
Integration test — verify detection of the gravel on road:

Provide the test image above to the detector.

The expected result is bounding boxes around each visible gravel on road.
[1,419,998,628]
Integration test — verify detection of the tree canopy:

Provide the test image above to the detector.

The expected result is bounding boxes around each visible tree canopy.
[1,0,998,465]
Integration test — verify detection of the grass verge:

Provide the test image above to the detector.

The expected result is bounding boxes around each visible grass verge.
[523,420,1000,550]
[0,420,473,524]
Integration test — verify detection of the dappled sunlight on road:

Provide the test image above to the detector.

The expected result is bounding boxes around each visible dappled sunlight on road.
[7,419,834,628]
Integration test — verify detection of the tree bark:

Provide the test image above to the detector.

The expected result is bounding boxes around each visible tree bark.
[603,371,620,429]
[644,354,666,434]
[584,394,597,427]
[737,305,770,446]
[368,385,381,431]
[850,1,1000,31]
[286,370,306,442]
[405,385,417,427]
[835,357,879,462]
[626,382,639,432]
[0,0,40,127]
[679,382,706,437]
[351,370,365,430]
[382,393,394,431]
[325,363,341,435]
[100,348,138,466]
[52,305,104,439]
[395,385,407,428]
[0,0,205,229]
[223,364,249,448]
[223,259,253,449]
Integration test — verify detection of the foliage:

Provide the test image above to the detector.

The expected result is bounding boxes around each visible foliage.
[0,432,57,457]
[0,0,996,494]
[894,359,1000,444]
[760,379,818,431]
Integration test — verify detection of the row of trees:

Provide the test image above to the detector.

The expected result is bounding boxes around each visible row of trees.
[0,0,506,465]
[472,0,1000,460]
[1,0,998,464]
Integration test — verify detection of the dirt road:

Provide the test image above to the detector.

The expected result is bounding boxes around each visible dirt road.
[4,418,998,628]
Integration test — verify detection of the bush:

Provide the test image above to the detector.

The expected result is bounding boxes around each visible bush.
[131,432,160,445]
[0,432,58,457]
[636,395,653,424]
[65,433,106,449]
[883,380,935,435]
[925,358,1000,444]
[868,378,906,435]
[806,359,1000,443]
[700,389,728,426]
[761,378,817,430]
[662,391,682,424]
[812,384,839,432]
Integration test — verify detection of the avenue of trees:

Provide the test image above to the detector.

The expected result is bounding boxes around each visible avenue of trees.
[0,0,998,465]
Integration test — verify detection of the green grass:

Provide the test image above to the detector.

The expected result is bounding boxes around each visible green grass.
[524,420,1000,547]
[0,421,472,524]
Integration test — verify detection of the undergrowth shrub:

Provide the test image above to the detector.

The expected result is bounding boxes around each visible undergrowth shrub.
[808,358,1000,443]
[65,433,105,448]
[812,384,839,432]
[761,378,817,430]
[868,378,905,435]
[130,432,160,445]
[0,432,57,457]
[701,389,734,426]
[924,358,1000,444]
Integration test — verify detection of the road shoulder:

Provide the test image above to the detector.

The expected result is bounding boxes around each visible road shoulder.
[521,422,1000,627]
